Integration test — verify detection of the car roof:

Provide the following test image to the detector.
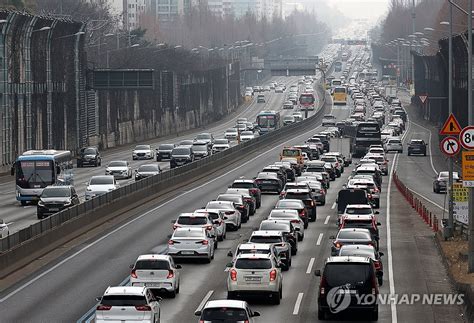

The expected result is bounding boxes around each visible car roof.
[251,230,283,237]
[204,300,248,309]
[325,256,371,264]
[233,179,255,183]
[346,204,372,209]
[285,188,310,193]
[136,254,171,261]
[104,286,147,296]
[174,227,205,233]
[342,214,374,220]
[235,253,272,260]
[238,243,273,250]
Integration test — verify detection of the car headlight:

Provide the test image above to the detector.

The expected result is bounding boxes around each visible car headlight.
[64,201,72,206]
[86,187,92,191]
[105,169,110,173]
[38,201,44,206]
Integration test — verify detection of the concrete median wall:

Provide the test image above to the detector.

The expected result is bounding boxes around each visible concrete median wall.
[0,83,328,278]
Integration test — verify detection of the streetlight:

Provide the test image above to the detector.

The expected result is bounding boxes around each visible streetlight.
[32,26,51,33]
[424,27,435,31]
[106,43,140,68]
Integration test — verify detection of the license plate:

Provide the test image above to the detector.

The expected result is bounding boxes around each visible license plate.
[181,251,194,255]
[262,180,273,184]
[49,208,59,211]
[339,289,357,294]
[245,276,261,282]
[145,283,162,287]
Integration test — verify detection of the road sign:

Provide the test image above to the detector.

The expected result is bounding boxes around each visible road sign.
[419,95,428,104]
[440,113,462,135]
[452,183,469,225]
[440,136,460,156]
[460,126,474,150]
[462,151,474,187]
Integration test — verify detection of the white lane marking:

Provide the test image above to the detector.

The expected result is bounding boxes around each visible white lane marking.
[408,120,438,175]
[293,292,304,315]
[324,215,330,225]
[316,233,323,245]
[331,202,336,209]
[0,103,331,303]
[196,290,214,314]
[387,153,398,323]
[306,258,315,274]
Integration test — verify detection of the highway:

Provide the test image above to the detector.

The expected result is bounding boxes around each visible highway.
[0,48,464,323]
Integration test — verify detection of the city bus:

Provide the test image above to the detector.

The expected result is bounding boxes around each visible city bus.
[256,110,281,135]
[299,92,316,111]
[11,150,73,205]
[332,86,347,105]
[334,61,343,72]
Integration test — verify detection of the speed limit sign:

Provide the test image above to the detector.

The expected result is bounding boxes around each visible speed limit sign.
[460,126,474,150]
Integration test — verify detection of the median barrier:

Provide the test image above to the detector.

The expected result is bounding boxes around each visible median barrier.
[0,85,328,277]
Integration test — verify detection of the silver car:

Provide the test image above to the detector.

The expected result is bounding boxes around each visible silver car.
[167,227,215,263]
[205,200,242,230]
[105,160,132,179]
[132,144,155,160]
[384,137,403,153]
[195,300,261,323]
[267,209,304,241]
[212,138,231,153]
[195,209,227,241]
[85,175,120,200]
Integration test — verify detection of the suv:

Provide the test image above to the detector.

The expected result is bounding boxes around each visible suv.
[257,94,266,103]
[230,178,262,208]
[281,188,317,222]
[170,146,194,168]
[95,286,161,323]
[37,185,80,219]
[226,253,283,304]
[195,300,261,322]
[172,212,218,247]
[259,219,298,256]
[130,254,182,297]
[315,256,379,320]
[384,137,403,153]
[156,143,176,161]
[248,230,292,270]
[192,141,211,159]
[77,146,101,167]
[407,139,427,156]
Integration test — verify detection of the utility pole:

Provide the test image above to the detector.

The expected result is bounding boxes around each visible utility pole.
[468,0,474,273]
[447,2,454,238]
[411,0,416,94]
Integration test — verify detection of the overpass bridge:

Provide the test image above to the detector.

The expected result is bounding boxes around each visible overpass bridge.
[241,57,320,76]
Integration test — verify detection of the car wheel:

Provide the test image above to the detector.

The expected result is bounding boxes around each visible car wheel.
[378,276,383,286]
[37,213,43,220]
[227,291,236,299]
[375,200,380,209]
[205,254,212,263]
[371,307,379,321]
[77,162,82,168]
[424,152,427,156]
[292,247,297,256]
[157,156,162,162]
[211,249,215,260]
[218,234,224,242]
[407,152,411,156]
[21,201,27,206]
[272,292,281,305]
[169,289,176,298]
[321,200,326,206]
[257,200,261,208]
[318,308,326,320]
[279,287,283,299]
[304,221,308,229]
[298,234,303,242]
[214,240,218,250]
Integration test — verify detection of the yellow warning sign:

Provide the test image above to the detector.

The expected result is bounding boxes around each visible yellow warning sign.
[453,183,468,202]
[440,113,462,135]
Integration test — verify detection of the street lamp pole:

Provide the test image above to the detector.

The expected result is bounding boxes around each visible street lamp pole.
[411,0,416,94]
[468,0,474,274]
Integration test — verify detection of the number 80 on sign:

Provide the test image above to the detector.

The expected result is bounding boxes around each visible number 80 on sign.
[460,126,474,150]
[440,136,460,156]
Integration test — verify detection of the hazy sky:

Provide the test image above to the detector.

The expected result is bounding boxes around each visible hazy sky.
[324,0,390,20]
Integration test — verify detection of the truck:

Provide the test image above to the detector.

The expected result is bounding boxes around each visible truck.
[344,122,382,158]
[330,137,352,166]
[384,86,397,100]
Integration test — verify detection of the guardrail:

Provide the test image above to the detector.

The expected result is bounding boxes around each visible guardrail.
[0,84,328,276]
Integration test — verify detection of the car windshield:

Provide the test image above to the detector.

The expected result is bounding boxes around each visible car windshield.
[276,201,303,209]
[235,258,272,269]
[284,192,311,200]
[201,308,248,321]
[192,145,207,152]
[217,195,241,203]
[100,295,148,307]
[249,236,282,244]
[196,134,211,140]
[172,148,190,155]
[282,149,300,157]
[134,260,170,270]
[325,263,371,286]
[108,161,127,167]
[338,231,370,239]
[260,222,290,231]
[89,177,114,185]
[177,216,207,225]
[345,208,372,215]
[339,248,375,258]
[410,140,423,145]
[214,139,228,144]
[41,187,71,198]
[138,165,159,172]
[206,201,233,210]
[83,148,96,155]
[321,157,337,162]
[173,230,204,238]
[241,131,253,136]
[232,182,253,189]
[135,145,149,150]
[344,220,373,229]
[159,144,174,150]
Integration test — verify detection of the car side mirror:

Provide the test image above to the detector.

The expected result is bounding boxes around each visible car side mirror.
[243,239,248,243]
[227,250,233,257]
[175,264,182,269]
[252,311,261,317]
[329,235,335,239]
[170,220,176,224]
[375,211,380,215]
[379,252,384,256]
[194,310,202,316]
[314,269,321,277]
[129,264,134,269]
[95,296,102,302]
[377,222,381,226]
[226,262,233,268]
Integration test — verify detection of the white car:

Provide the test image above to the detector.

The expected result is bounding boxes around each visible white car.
[322,114,337,126]
[205,200,241,231]
[132,144,155,160]
[225,128,239,140]
[130,254,181,297]
[167,227,215,262]
[85,175,120,200]
[95,286,160,323]
[105,160,132,179]
[194,209,227,241]
[384,137,403,153]
[226,253,283,304]
[195,300,261,322]
[240,131,255,142]
[0,219,9,238]
[212,138,231,153]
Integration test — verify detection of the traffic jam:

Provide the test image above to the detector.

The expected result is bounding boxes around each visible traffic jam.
[90,46,409,322]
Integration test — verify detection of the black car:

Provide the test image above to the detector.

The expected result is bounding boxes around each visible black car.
[170,146,194,168]
[37,185,80,219]
[315,256,380,320]
[407,139,427,156]
[135,164,161,181]
[282,188,317,222]
[77,146,101,167]
[230,179,262,208]
[255,172,283,194]
[156,143,176,161]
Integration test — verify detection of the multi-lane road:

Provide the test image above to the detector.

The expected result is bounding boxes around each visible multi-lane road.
[0,49,465,323]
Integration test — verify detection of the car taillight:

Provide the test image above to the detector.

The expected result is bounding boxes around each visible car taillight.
[280,192,285,197]
[230,269,237,281]
[270,269,277,281]
[225,211,234,215]
[250,188,258,194]
[336,162,339,168]
[131,269,137,278]
[368,194,372,199]
[167,270,174,279]
[374,261,381,270]
[201,240,209,245]
[319,276,327,295]
[96,304,112,311]
[335,242,342,248]
[373,188,379,193]
[168,240,175,245]
[320,189,325,194]
[310,200,314,206]
[135,305,152,311]
[205,225,213,231]
[290,219,300,224]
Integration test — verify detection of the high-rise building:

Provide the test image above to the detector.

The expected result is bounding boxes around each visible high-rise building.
[222,0,281,20]
[123,0,146,30]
